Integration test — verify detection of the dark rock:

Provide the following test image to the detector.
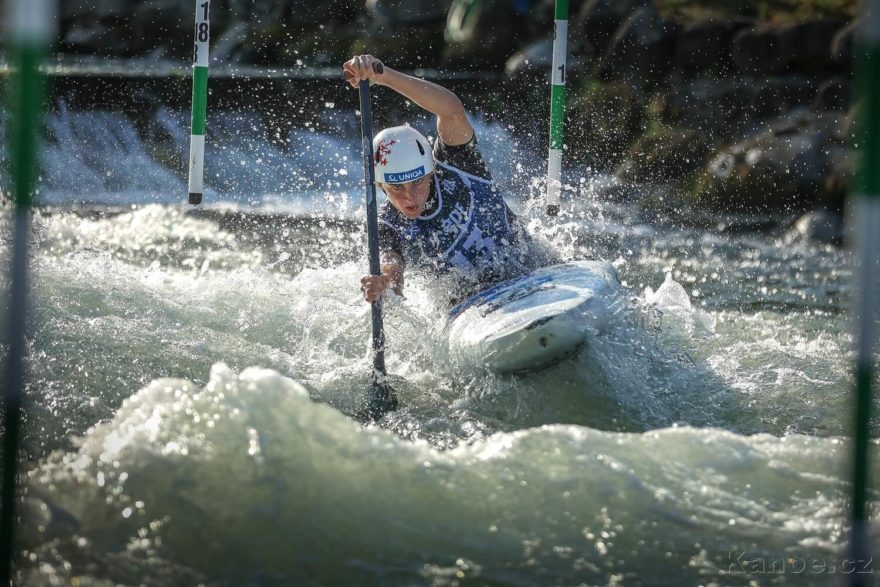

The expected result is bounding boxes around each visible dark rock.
[505,38,553,80]
[572,0,650,57]
[352,22,446,69]
[831,18,859,67]
[674,18,750,78]
[236,27,288,65]
[658,79,754,140]
[812,111,851,146]
[819,149,851,213]
[326,0,362,22]
[566,82,645,170]
[367,0,452,26]
[776,19,846,73]
[694,109,831,213]
[62,18,117,55]
[219,0,260,20]
[58,0,139,57]
[80,0,121,20]
[814,77,852,112]
[828,142,852,171]
[130,1,192,61]
[442,0,532,69]
[249,0,290,25]
[601,7,680,84]
[733,20,846,76]
[616,126,711,183]
[750,77,816,120]
[805,122,853,223]
[277,23,363,67]
[785,209,844,245]
[731,26,782,75]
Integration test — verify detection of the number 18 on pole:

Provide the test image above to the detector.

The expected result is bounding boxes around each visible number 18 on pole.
[188,0,210,205]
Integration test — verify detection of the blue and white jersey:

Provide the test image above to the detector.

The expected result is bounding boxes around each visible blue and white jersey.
[378,136,555,297]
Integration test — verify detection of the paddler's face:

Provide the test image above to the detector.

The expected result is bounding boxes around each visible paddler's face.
[380,173,433,219]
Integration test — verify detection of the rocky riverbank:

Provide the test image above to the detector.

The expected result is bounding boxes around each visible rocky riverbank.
[32,0,866,241]
[501,0,857,244]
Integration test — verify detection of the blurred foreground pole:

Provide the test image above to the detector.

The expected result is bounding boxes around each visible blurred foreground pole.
[544,0,567,216]
[1,0,54,583]
[850,1,880,585]
[188,0,211,205]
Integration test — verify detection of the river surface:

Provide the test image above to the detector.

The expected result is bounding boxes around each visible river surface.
[0,104,876,586]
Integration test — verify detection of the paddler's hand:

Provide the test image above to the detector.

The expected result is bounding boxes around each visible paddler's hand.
[343,55,385,88]
[361,261,403,303]
[360,274,392,303]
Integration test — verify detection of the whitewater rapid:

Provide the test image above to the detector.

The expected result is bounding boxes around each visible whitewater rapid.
[0,105,871,585]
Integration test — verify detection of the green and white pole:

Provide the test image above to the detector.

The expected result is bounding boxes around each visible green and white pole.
[545,0,568,217]
[849,1,880,583]
[1,0,54,582]
[188,0,211,205]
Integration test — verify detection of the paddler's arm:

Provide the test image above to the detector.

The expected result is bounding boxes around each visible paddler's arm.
[343,55,474,146]
[360,253,404,303]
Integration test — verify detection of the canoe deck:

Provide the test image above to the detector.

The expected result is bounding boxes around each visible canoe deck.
[443,260,621,373]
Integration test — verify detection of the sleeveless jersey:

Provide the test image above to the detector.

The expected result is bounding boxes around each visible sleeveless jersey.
[378,159,522,283]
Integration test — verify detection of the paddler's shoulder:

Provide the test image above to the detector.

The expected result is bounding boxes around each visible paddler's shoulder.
[432,134,492,182]
[432,133,478,161]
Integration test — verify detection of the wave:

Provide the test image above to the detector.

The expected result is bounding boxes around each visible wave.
[22,363,862,586]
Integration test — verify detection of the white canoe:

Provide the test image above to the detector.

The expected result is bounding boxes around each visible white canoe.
[443,260,621,374]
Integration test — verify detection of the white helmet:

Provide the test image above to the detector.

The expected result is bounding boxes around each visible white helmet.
[373,125,434,184]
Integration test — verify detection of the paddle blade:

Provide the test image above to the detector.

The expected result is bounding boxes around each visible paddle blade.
[358,379,399,422]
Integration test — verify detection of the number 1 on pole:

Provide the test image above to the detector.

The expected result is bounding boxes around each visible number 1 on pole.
[545,0,568,216]
[188,0,210,205]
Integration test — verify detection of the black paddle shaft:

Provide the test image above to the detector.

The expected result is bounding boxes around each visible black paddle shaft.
[355,62,398,421]
[358,71,386,377]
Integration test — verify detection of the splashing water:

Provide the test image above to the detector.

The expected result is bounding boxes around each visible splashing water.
[21,364,860,586]
[1,106,868,585]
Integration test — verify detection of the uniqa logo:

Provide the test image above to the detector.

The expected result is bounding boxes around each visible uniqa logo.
[384,166,425,183]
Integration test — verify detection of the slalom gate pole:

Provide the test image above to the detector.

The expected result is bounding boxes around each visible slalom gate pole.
[188,0,211,205]
[1,0,54,583]
[849,1,880,584]
[545,0,568,216]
